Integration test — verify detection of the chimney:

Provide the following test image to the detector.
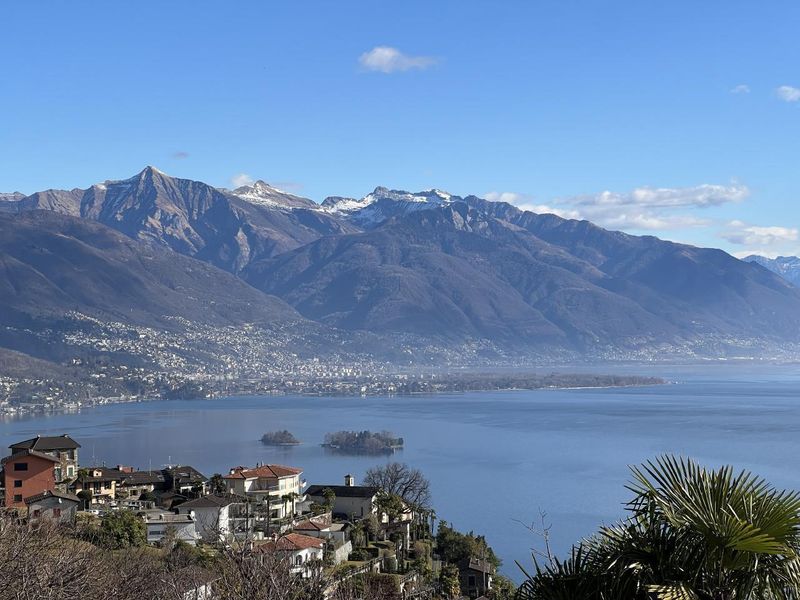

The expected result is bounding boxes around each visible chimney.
[344,474,355,487]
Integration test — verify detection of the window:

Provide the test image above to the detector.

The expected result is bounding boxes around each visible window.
[67,466,74,477]
[53,508,61,517]
[13,462,28,471]
[32,510,40,518]
[295,555,303,566]
[13,494,22,503]
[468,575,476,588]
[13,480,22,488]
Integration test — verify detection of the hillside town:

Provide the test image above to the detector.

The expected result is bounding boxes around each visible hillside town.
[0,434,509,599]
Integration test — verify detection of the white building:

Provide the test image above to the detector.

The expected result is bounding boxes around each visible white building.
[223,464,305,520]
[255,533,324,578]
[176,494,249,541]
[141,509,199,546]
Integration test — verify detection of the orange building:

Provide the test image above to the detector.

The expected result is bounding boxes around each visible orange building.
[1,450,59,509]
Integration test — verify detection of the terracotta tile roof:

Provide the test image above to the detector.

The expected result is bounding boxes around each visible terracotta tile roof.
[258,533,324,552]
[224,464,302,480]
[294,513,332,531]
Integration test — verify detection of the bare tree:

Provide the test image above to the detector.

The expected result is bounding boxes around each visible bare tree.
[0,512,109,600]
[363,462,431,509]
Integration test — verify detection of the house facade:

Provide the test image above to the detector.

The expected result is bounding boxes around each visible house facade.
[223,464,304,520]
[9,435,80,483]
[176,494,250,541]
[1,450,59,508]
[142,510,199,546]
[25,490,80,523]
[256,533,324,578]
[305,476,379,519]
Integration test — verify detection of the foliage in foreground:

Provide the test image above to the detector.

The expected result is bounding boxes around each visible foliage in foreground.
[516,455,800,600]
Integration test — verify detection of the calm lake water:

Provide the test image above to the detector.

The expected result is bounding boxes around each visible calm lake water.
[3,363,800,580]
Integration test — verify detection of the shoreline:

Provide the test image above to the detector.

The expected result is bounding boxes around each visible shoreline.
[0,375,667,422]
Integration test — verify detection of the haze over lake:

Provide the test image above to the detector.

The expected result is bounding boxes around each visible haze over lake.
[3,363,800,580]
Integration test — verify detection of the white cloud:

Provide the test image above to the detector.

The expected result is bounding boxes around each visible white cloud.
[231,173,254,188]
[358,46,437,73]
[720,221,799,246]
[730,84,750,94]
[569,183,749,209]
[484,182,747,231]
[776,85,800,102]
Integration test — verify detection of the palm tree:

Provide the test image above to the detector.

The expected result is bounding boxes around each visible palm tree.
[517,455,800,600]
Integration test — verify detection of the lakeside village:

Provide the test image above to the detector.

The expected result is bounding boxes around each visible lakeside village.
[0,367,663,419]
[0,434,512,599]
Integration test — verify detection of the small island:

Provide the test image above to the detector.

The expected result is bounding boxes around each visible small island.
[260,430,300,446]
[322,430,403,455]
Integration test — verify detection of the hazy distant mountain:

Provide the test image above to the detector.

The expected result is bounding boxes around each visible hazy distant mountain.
[744,255,800,287]
[0,211,298,331]
[0,167,356,273]
[247,197,800,353]
[4,168,800,360]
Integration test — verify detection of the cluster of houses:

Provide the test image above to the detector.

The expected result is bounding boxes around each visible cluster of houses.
[0,434,495,598]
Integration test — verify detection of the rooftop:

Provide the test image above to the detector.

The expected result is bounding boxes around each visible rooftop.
[258,532,324,552]
[10,434,81,451]
[1,449,61,465]
[25,490,81,505]
[178,494,246,509]
[305,484,379,498]
[224,464,302,480]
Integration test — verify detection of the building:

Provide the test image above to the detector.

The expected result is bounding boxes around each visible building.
[176,494,250,541]
[118,469,166,499]
[72,466,126,504]
[255,533,324,578]
[141,509,199,546]
[458,557,494,599]
[162,465,207,495]
[8,434,80,483]
[25,490,80,523]
[305,476,379,519]
[1,449,59,508]
[293,512,349,543]
[223,464,305,520]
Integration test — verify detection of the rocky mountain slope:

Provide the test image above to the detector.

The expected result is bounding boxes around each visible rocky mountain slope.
[4,169,800,361]
[744,255,800,287]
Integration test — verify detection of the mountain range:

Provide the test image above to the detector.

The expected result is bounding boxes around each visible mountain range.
[743,255,800,288]
[2,166,800,381]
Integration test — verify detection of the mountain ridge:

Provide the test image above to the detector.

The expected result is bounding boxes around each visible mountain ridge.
[3,167,800,360]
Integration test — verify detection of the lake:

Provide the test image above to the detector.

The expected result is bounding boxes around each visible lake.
[3,362,800,580]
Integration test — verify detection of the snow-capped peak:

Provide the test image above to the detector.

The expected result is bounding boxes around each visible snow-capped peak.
[226,180,316,210]
[322,186,457,215]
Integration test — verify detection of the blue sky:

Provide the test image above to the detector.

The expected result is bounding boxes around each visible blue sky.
[2,1,800,257]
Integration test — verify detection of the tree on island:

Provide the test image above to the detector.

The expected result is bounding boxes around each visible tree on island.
[364,462,431,510]
[517,455,800,600]
[261,430,300,445]
[323,430,403,454]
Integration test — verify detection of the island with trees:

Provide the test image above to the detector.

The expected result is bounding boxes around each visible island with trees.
[260,430,300,446]
[322,430,404,454]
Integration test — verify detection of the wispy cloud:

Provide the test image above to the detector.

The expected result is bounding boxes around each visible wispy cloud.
[776,85,800,102]
[730,84,750,94]
[484,182,748,231]
[720,221,799,247]
[358,46,437,73]
[231,173,254,188]
[172,151,190,159]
